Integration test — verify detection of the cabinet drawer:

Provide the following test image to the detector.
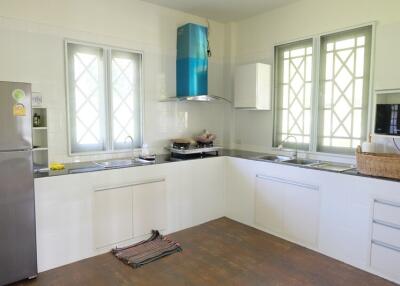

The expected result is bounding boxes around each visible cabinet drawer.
[373,223,400,249]
[374,201,400,226]
[371,242,400,281]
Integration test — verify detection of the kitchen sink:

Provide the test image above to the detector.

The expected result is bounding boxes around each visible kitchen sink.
[255,154,292,162]
[311,162,355,172]
[95,159,139,169]
[283,158,321,166]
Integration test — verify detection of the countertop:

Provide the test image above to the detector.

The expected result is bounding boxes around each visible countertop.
[34,149,400,183]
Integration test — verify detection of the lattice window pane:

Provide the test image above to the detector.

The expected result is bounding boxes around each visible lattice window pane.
[318,26,372,154]
[67,43,142,154]
[67,43,106,153]
[274,40,313,150]
[111,51,142,150]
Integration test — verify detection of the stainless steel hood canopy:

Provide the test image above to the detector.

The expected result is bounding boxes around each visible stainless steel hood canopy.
[160,95,231,103]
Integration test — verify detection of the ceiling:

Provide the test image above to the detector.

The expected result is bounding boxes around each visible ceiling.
[140,0,299,22]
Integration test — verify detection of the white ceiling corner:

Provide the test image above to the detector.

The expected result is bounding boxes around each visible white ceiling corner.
[139,0,300,22]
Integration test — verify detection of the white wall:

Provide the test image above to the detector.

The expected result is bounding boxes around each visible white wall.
[231,0,400,154]
[0,0,233,163]
[1,0,399,163]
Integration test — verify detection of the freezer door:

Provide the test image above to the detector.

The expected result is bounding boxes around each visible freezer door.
[0,150,37,285]
[0,82,32,151]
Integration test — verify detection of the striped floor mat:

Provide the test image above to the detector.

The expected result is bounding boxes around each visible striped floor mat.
[112,230,182,268]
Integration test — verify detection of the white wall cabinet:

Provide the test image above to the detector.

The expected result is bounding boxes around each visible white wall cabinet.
[234,63,271,110]
[255,175,319,246]
[93,186,133,249]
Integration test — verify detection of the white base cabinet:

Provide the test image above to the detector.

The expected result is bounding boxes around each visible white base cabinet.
[93,186,133,249]
[255,175,320,247]
[34,157,225,272]
[35,155,400,284]
[255,176,284,234]
[371,243,400,282]
[133,180,167,238]
[371,199,400,281]
[92,179,167,249]
[226,157,400,285]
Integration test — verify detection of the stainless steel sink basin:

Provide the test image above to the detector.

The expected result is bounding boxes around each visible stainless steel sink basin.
[255,155,292,162]
[283,158,321,166]
[95,159,138,169]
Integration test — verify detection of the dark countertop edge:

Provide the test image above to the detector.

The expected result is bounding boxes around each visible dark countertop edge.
[34,149,400,183]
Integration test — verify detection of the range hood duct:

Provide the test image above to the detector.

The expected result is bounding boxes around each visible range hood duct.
[177,23,208,98]
[160,23,229,103]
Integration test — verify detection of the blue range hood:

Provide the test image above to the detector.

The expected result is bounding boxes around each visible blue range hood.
[161,23,230,103]
[177,23,208,98]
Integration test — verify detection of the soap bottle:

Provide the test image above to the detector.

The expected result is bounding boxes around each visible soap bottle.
[33,113,39,127]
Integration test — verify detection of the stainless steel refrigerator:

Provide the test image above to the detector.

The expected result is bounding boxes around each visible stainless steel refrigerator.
[0,81,37,285]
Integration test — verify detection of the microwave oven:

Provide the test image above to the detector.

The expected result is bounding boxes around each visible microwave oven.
[375,104,400,136]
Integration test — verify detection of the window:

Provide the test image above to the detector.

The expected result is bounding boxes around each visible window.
[66,42,142,154]
[275,39,313,151]
[318,27,371,153]
[274,25,372,155]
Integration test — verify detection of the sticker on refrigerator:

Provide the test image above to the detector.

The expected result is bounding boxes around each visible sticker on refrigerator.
[13,103,26,116]
[12,89,26,103]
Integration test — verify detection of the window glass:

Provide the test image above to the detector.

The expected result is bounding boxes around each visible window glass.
[67,43,106,153]
[318,26,372,153]
[66,42,142,154]
[274,39,313,150]
[273,25,372,155]
[111,51,142,150]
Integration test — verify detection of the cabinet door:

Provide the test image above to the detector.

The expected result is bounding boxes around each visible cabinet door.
[255,176,284,234]
[190,158,225,225]
[283,182,320,246]
[93,186,133,248]
[234,64,257,108]
[255,175,319,246]
[226,157,257,225]
[133,181,167,238]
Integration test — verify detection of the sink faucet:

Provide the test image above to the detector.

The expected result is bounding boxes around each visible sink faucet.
[278,135,298,159]
[125,136,135,160]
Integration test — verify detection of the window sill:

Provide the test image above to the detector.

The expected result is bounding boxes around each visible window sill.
[68,148,141,157]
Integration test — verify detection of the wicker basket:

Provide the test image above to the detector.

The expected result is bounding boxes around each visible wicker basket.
[356,146,400,179]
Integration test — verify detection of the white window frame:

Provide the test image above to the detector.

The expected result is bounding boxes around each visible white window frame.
[274,39,314,151]
[273,23,376,157]
[65,39,144,156]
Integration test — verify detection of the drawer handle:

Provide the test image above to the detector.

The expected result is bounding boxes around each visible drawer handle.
[374,199,400,208]
[256,174,318,191]
[373,219,400,231]
[94,178,165,192]
[372,240,400,253]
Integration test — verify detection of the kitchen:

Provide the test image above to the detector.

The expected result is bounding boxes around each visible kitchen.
[1,0,400,285]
